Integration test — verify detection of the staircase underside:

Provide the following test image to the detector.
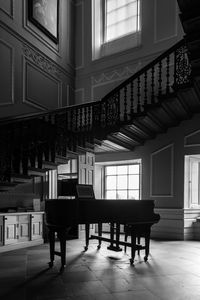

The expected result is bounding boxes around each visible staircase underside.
[93,77,200,153]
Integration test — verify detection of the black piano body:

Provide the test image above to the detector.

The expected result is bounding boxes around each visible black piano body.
[45,196,160,272]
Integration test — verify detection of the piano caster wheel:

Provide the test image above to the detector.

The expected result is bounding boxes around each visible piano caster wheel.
[48,261,54,268]
[144,256,148,262]
[97,245,101,250]
[130,258,134,265]
[84,246,88,251]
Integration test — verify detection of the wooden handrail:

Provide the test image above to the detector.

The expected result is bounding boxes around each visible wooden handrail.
[101,39,186,102]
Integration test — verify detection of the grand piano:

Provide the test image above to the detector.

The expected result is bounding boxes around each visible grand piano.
[45,184,160,272]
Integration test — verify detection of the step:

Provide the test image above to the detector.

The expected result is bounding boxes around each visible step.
[0,182,18,191]
[177,0,200,12]
[10,174,32,184]
[28,167,47,177]
[42,161,58,170]
[181,15,200,35]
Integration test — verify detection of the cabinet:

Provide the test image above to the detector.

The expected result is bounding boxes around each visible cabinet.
[0,212,44,252]
[31,214,43,240]
[19,215,30,242]
[4,215,19,245]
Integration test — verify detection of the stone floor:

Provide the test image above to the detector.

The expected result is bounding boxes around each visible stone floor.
[1,237,200,299]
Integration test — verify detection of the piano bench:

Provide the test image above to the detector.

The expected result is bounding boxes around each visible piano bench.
[124,224,151,262]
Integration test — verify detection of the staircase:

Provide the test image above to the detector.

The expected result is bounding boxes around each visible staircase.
[0,1,200,191]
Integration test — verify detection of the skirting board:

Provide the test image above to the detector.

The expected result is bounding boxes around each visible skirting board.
[152,208,200,240]
[0,239,44,253]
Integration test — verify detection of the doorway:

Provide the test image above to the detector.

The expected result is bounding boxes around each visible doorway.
[184,155,200,208]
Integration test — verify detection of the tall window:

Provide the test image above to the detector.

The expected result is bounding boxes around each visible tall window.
[92,0,141,59]
[105,163,141,199]
[103,0,140,43]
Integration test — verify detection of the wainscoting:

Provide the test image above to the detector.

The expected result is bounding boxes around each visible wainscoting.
[152,208,200,240]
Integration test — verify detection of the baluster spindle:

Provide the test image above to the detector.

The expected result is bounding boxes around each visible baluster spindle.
[124,86,127,121]
[166,55,170,94]
[137,76,141,113]
[151,66,155,104]
[84,107,87,131]
[69,109,73,131]
[144,72,148,106]
[158,61,162,96]
[117,91,120,123]
[88,106,91,131]
[75,108,78,131]
[130,81,134,118]
[174,49,178,87]
[79,107,83,131]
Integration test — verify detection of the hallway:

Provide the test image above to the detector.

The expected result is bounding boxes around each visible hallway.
[1,237,200,299]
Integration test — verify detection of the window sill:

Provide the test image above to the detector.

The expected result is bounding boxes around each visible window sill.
[92,31,141,61]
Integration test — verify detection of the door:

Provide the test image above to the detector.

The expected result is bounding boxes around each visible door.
[189,157,200,208]
[78,152,95,237]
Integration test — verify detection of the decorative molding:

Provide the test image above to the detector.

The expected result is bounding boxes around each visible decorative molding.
[0,21,74,79]
[0,39,14,106]
[75,1,84,70]
[0,0,14,19]
[150,143,174,197]
[22,43,62,79]
[23,58,61,110]
[184,129,200,147]
[92,63,142,86]
[154,0,178,44]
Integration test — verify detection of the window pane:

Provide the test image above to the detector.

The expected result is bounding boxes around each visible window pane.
[105,0,140,42]
[117,165,127,175]
[128,190,139,200]
[106,176,116,189]
[117,175,127,189]
[106,166,117,175]
[106,190,116,199]
[117,190,127,199]
[128,175,139,189]
[129,164,139,174]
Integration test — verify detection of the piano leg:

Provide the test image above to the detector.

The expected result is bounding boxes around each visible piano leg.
[97,223,102,249]
[84,223,90,251]
[57,229,67,273]
[48,228,55,268]
[130,227,136,265]
[144,227,151,262]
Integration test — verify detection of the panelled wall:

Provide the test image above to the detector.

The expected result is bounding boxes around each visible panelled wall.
[0,0,75,209]
[95,113,200,240]
[0,0,75,119]
[75,0,183,103]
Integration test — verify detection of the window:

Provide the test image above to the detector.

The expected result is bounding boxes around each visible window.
[103,0,140,43]
[105,163,141,199]
[92,0,141,59]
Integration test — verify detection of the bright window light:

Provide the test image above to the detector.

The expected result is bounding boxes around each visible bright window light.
[105,163,141,200]
[104,0,140,42]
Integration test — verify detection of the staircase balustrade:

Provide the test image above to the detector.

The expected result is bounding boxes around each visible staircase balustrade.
[0,39,192,182]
